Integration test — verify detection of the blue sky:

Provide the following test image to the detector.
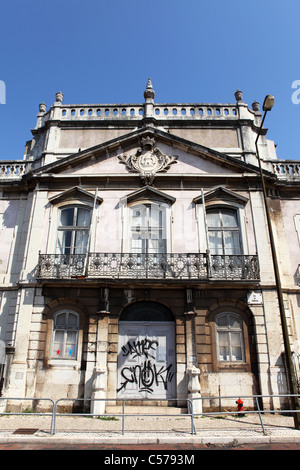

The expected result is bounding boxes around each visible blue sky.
[1,0,300,160]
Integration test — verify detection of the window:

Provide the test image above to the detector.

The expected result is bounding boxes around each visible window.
[129,203,167,254]
[206,208,241,255]
[56,206,91,255]
[51,311,79,359]
[215,313,245,362]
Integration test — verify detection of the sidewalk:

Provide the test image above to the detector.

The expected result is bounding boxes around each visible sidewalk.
[0,412,300,446]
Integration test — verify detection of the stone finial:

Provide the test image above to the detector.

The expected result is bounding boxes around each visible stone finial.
[55,91,64,103]
[234,89,243,102]
[252,101,260,112]
[39,102,47,113]
[144,78,155,101]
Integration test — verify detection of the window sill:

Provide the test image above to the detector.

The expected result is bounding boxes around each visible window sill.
[217,362,250,372]
[48,359,79,370]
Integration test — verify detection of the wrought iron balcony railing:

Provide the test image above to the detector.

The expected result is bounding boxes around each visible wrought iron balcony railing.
[37,252,260,281]
[208,254,259,280]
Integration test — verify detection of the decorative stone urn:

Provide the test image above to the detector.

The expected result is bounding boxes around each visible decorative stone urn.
[234,89,243,102]
[252,101,260,112]
[55,91,64,103]
[39,102,47,113]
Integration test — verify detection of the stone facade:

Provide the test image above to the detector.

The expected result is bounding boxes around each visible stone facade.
[0,80,299,412]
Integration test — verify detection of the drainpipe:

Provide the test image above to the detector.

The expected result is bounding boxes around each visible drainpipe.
[255,95,300,429]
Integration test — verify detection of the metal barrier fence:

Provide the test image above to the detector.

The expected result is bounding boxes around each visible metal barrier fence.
[52,397,194,435]
[0,394,299,436]
[0,397,55,434]
[190,393,300,435]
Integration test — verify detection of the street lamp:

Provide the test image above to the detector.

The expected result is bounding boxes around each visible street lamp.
[262,94,275,112]
[255,95,300,429]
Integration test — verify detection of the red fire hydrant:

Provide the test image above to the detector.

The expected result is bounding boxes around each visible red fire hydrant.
[236,398,245,416]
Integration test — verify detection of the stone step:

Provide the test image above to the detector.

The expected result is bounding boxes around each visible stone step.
[105,406,188,415]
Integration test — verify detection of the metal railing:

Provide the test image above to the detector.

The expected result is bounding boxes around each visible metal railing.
[37,252,260,281]
[0,394,299,436]
[208,254,259,280]
[0,397,55,433]
[52,397,193,436]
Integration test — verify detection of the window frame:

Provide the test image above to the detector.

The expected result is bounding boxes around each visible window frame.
[195,197,250,256]
[206,206,242,256]
[56,205,92,255]
[208,307,251,372]
[44,307,84,369]
[123,200,172,254]
[129,202,167,254]
[51,310,80,360]
[215,312,245,363]
[46,200,96,256]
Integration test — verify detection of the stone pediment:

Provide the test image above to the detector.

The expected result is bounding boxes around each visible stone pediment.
[120,186,176,205]
[49,186,103,205]
[29,127,261,181]
[193,186,248,205]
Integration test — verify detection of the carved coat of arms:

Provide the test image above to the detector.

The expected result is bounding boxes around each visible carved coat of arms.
[118,136,178,184]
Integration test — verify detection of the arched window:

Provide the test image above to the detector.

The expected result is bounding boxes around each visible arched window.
[56,206,91,255]
[119,301,174,322]
[206,208,241,255]
[129,203,167,254]
[51,311,79,359]
[215,313,245,362]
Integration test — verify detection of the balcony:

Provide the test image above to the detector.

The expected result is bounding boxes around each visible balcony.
[37,252,260,282]
[0,161,30,179]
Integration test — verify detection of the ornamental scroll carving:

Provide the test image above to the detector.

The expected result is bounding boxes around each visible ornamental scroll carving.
[118,136,178,184]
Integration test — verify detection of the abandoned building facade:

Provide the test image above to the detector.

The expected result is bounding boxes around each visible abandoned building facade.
[0,80,299,412]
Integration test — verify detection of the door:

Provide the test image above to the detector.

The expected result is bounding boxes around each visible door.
[117,321,176,399]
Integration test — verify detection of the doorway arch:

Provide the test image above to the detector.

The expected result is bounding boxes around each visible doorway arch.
[117,301,176,399]
[119,301,174,322]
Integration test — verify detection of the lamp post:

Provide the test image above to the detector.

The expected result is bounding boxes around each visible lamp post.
[255,95,300,429]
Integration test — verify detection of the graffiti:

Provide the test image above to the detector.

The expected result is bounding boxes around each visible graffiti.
[121,337,158,359]
[118,335,174,394]
[117,359,174,393]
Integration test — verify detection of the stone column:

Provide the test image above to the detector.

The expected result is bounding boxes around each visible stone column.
[184,289,197,367]
[184,311,197,367]
[184,289,202,413]
[91,367,107,415]
[90,290,110,415]
[185,312,202,414]
[6,287,35,407]
[187,366,202,414]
